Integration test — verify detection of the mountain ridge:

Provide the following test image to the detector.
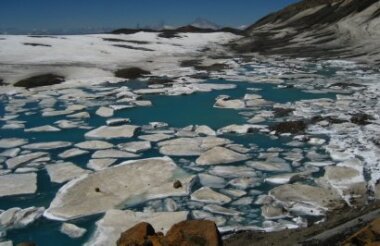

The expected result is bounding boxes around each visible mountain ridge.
[233,0,380,64]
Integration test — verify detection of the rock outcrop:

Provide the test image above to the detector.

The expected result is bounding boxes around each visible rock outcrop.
[14,74,64,88]
[87,210,188,246]
[114,67,151,79]
[116,220,222,246]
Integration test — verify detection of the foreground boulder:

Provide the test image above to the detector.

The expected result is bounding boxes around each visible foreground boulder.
[117,222,157,246]
[44,157,194,221]
[116,220,222,246]
[86,209,188,246]
[14,74,64,88]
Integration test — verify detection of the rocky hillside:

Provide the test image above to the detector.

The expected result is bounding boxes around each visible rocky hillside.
[233,0,380,64]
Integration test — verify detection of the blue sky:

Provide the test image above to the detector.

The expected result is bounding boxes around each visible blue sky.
[0,0,298,33]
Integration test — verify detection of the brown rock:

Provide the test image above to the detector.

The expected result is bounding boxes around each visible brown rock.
[117,220,222,246]
[165,220,222,246]
[117,222,156,246]
[16,243,37,246]
[173,180,183,189]
[342,218,380,245]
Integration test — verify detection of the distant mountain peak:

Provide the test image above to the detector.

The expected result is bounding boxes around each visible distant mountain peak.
[190,18,220,30]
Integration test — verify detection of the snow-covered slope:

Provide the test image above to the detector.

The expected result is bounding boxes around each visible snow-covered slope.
[0,32,238,85]
[233,0,380,64]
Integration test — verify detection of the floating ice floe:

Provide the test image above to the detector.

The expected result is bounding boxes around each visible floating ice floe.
[118,141,151,153]
[228,177,261,189]
[175,126,199,138]
[133,100,152,107]
[91,149,140,159]
[95,107,114,118]
[106,118,131,126]
[192,210,226,226]
[198,173,226,188]
[46,162,91,184]
[194,125,216,136]
[0,173,37,197]
[308,138,326,145]
[305,161,335,167]
[25,125,61,132]
[317,163,367,205]
[1,123,25,129]
[247,159,291,172]
[195,146,250,165]
[58,148,89,159]
[87,159,117,171]
[0,148,21,158]
[0,207,45,230]
[85,209,188,246]
[191,187,231,204]
[42,110,75,117]
[214,98,245,109]
[75,140,114,150]
[261,204,289,220]
[66,104,86,112]
[204,204,240,216]
[265,171,312,185]
[67,112,90,119]
[22,141,72,150]
[222,189,247,198]
[138,133,174,142]
[15,167,39,173]
[232,197,253,206]
[85,125,140,139]
[0,138,28,148]
[226,144,251,154]
[55,120,83,129]
[269,184,344,217]
[158,136,231,156]
[44,157,194,221]
[6,152,48,169]
[209,166,257,178]
[60,223,87,239]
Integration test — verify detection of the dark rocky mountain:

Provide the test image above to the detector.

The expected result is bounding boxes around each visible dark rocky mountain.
[233,0,380,64]
[112,25,245,37]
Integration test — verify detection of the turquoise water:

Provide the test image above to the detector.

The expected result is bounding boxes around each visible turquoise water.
[0,79,336,245]
[119,80,336,128]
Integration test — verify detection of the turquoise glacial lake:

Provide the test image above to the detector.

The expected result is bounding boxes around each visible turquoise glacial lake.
[0,78,337,246]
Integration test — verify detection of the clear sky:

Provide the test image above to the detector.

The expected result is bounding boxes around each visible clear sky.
[0,0,299,33]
